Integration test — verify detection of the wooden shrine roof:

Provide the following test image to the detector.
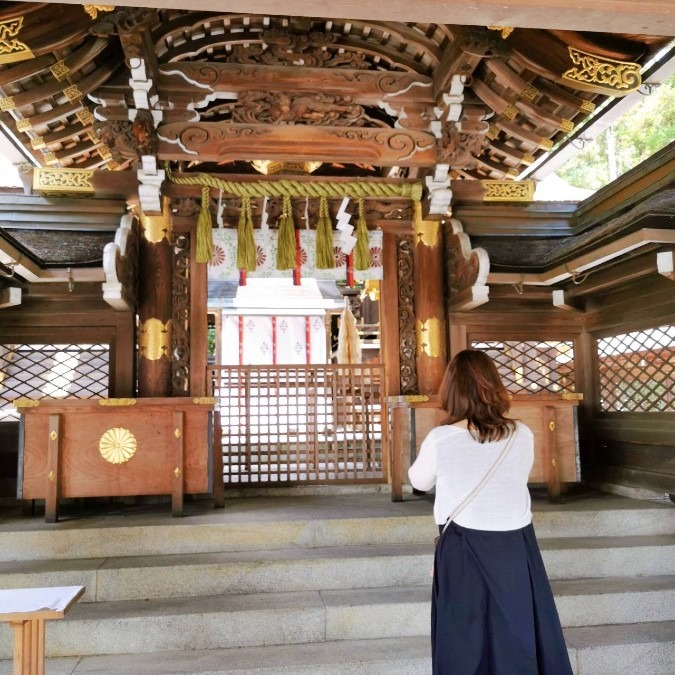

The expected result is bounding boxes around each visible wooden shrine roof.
[0,4,671,179]
[0,3,673,299]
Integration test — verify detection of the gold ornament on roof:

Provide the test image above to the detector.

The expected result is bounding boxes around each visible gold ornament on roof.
[76,109,95,126]
[0,17,34,65]
[99,427,137,464]
[520,84,538,102]
[63,85,83,103]
[83,5,115,19]
[579,99,596,113]
[15,119,32,132]
[0,96,15,112]
[50,60,70,82]
[562,47,641,94]
[487,26,514,40]
[483,180,535,202]
[33,168,94,197]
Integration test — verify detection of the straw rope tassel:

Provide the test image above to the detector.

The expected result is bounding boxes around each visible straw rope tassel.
[196,185,214,263]
[316,197,334,269]
[354,198,370,271]
[237,196,256,271]
[276,194,296,270]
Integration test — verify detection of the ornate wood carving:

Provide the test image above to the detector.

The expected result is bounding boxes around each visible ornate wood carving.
[159,63,434,106]
[561,46,641,95]
[172,232,191,395]
[0,16,33,65]
[158,122,437,166]
[482,179,535,201]
[94,110,158,163]
[232,91,382,127]
[437,123,490,168]
[90,7,156,37]
[444,218,490,311]
[33,168,95,197]
[102,213,139,311]
[222,29,371,69]
[397,235,417,395]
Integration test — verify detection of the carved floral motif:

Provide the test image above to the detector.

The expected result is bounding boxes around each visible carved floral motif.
[398,236,417,394]
[562,47,641,94]
[172,232,191,395]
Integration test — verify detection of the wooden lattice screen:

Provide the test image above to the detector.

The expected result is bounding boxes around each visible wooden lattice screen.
[207,364,386,485]
[471,340,576,395]
[0,343,109,422]
[597,325,675,412]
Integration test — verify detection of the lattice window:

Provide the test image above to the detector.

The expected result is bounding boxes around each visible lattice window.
[472,341,576,395]
[0,343,109,422]
[597,325,675,412]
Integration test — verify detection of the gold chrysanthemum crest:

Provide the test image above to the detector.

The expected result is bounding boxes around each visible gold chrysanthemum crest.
[99,427,137,464]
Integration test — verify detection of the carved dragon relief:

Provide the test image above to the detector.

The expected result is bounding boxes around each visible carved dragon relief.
[94,110,158,163]
[444,218,490,311]
[103,213,139,311]
[437,123,490,169]
[232,91,386,127]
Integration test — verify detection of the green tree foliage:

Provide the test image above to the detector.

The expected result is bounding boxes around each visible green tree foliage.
[557,74,675,190]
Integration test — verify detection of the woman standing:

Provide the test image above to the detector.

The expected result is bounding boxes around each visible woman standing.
[409,349,572,675]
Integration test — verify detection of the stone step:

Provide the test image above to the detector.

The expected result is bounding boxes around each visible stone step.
[1,578,673,659]
[1,494,672,561]
[2,536,674,603]
[1,625,673,675]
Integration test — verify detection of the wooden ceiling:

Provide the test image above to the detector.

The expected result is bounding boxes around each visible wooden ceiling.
[0,4,670,181]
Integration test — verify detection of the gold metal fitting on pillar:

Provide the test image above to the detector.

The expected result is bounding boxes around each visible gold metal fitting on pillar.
[413,202,440,247]
[140,197,172,243]
[138,318,172,361]
[415,317,444,358]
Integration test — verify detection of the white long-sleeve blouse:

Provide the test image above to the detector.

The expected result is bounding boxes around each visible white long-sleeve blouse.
[408,421,534,531]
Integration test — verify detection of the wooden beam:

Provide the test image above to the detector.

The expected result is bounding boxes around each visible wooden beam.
[33,0,675,34]
[159,63,434,106]
[158,122,437,166]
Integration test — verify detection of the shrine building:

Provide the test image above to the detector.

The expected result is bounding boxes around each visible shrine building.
[0,0,673,671]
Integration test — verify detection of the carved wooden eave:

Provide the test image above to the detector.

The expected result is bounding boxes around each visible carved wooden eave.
[444,218,490,311]
[102,212,138,310]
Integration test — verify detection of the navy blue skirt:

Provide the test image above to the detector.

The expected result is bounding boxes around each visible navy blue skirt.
[432,522,572,675]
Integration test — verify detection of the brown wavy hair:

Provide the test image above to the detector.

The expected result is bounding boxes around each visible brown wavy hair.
[438,349,516,443]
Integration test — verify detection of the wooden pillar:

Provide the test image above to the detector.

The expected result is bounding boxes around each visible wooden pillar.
[412,205,447,394]
[138,198,173,397]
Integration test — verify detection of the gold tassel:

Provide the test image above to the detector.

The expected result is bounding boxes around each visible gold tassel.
[316,197,334,269]
[196,186,213,263]
[276,194,296,270]
[354,198,370,270]
[237,196,256,271]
